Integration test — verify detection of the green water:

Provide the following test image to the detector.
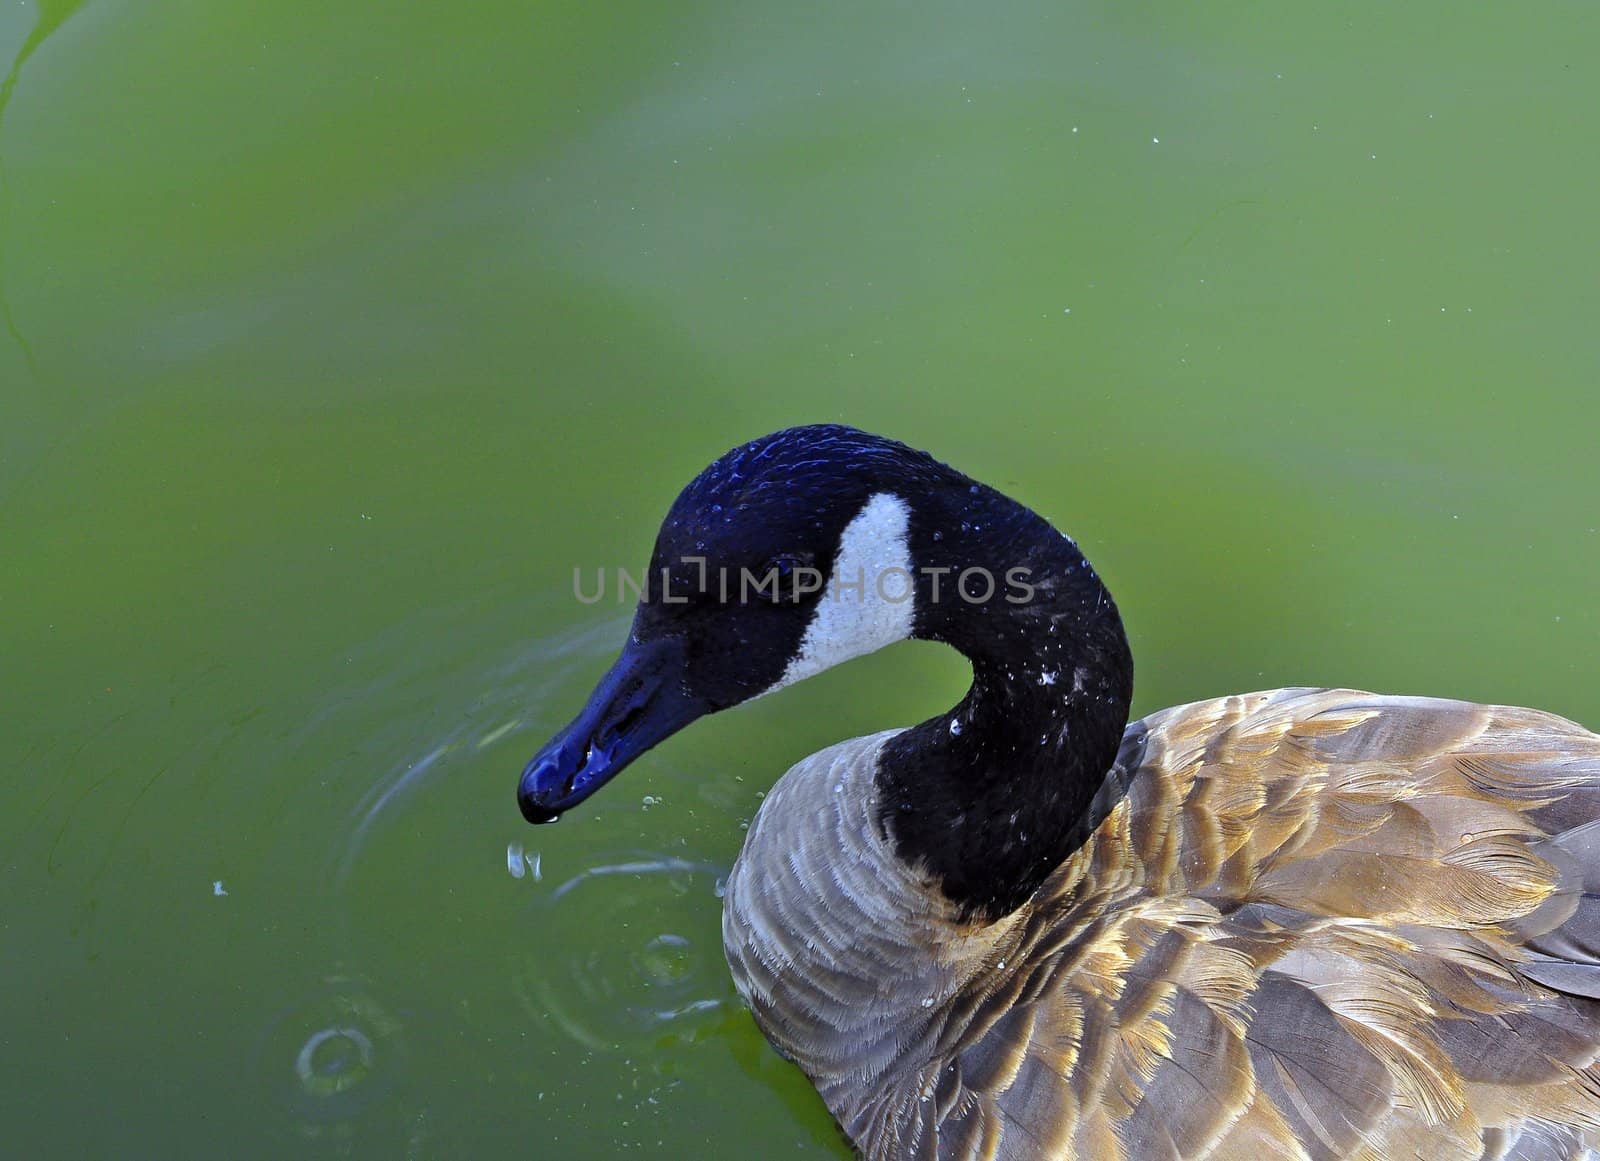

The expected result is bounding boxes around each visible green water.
[3,1,1598,1156]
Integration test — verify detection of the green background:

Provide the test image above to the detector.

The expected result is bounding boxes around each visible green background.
[3,1,1597,1156]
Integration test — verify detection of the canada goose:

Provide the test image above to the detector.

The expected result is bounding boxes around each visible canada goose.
[518,425,1600,1160]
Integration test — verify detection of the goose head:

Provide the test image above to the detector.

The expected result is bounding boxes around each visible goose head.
[519,425,925,822]
[518,425,1132,917]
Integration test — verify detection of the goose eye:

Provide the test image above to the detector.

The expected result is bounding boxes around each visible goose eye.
[753,552,813,604]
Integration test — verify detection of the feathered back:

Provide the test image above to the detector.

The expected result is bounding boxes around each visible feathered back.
[725,688,1600,1160]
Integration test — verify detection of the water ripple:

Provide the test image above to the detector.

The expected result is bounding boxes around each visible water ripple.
[512,853,731,1052]
[254,973,431,1155]
[330,612,626,890]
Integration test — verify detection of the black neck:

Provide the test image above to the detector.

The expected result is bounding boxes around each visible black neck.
[874,482,1135,923]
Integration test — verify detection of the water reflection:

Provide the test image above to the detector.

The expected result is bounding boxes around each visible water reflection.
[0,0,90,380]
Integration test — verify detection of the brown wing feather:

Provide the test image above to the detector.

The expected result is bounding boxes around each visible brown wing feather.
[921,688,1600,1160]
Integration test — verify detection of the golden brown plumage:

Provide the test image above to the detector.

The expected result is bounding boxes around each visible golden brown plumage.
[724,688,1600,1160]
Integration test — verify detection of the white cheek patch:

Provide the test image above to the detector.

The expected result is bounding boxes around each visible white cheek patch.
[769,492,915,693]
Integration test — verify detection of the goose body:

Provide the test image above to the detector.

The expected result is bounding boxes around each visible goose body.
[725,693,1600,1160]
[519,426,1600,1159]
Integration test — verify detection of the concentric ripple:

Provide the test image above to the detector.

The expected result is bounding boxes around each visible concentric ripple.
[256,974,428,1152]
[512,854,731,1051]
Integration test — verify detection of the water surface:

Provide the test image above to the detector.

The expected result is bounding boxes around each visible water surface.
[4,2,1599,1156]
